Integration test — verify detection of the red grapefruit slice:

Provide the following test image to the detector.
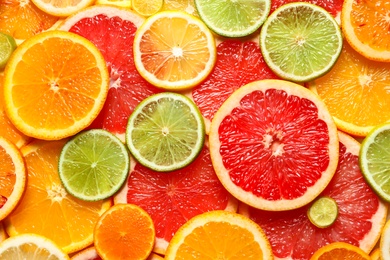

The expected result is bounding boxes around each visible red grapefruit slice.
[209,79,339,211]
[59,6,163,141]
[239,131,387,259]
[114,145,238,255]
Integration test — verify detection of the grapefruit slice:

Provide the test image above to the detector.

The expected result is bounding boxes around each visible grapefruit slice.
[209,79,339,211]
[114,145,238,254]
[239,131,387,259]
[59,5,163,141]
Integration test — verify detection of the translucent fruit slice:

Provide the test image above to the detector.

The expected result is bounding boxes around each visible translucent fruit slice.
[132,0,163,16]
[59,129,130,201]
[260,2,343,82]
[0,32,16,69]
[307,196,338,228]
[310,242,371,260]
[31,0,95,16]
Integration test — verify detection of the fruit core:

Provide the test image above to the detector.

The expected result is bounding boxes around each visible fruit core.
[172,46,183,58]
[47,184,67,202]
[263,130,284,156]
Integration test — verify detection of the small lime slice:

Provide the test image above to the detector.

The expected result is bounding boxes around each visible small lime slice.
[126,92,205,172]
[259,2,343,82]
[360,123,390,202]
[194,0,271,38]
[132,0,163,16]
[307,196,338,228]
[0,32,17,69]
[59,129,130,201]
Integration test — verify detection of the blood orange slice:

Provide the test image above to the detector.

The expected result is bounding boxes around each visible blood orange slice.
[59,5,163,141]
[239,131,387,259]
[114,145,238,255]
[209,79,339,211]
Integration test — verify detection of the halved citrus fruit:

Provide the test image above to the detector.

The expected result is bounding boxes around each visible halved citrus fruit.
[239,131,387,259]
[94,203,155,260]
[3,139,112,254]
[309,40,390,137]
[162,0,198,16]
[115,145,238,254]
[209,79,339,211]
[0,136,25,221]
[60,5,162,141]
[0,32,17,69]
[70,246,164,260]
[133,10,217,90]
[132,0,163,16]
[310,242,371,260]
[31,0,95,17]
[307,196,338,228]
[165,210,273,259]
[3,30,109,141]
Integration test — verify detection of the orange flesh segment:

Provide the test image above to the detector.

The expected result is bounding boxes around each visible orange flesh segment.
[0,145,16,208]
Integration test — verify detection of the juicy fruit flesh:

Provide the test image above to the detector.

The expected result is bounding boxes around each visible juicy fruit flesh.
[218,88,330,201]
[0,146,15,208]
[270,0,343,17]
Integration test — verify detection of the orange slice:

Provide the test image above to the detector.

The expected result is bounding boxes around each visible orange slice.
[165,210,273,259]
[3,139,111,254]
[4,30,109,140]
[31,0,95,17]
[309,40,390,137]
[310,242,371,260]
[0,137,25,221]
[94,204,155,260]
[70,246,164,260]
[341,0,390,62]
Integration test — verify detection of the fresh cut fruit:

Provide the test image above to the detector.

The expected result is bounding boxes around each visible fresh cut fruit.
[165,210,273,259]
[260,2,343,82]
[162,0,198,16]
[310,242,371,260]
[31,0,95,16]
[209,79,339,211]
[380,219,390,260]
[0,32,16,69]
[126,92,205,172]
[307,196,338,228]
[132,0,163,16]
[3,30,109,140]
[95,0,131,8]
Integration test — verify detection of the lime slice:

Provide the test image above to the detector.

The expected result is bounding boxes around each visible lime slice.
[126,92,205,172]
[59,129,130,201]
[307,196,338,228]
[132,0,163,16]
[194,0,271,38]
[360,123,390,202]
[259,2,343,82]
[0,32,17,69]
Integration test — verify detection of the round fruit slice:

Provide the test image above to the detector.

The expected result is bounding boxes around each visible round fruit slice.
[359,123,390,202]
[59,129,130,201]
[260,2,343,82]
[3,139,112,254]
[341,0,390,62]
[70,246,164,260]
[307,196,338,228]
[0,32,16,69]
[310,242,371,260]
[209,79,339,211]
[239,131,387,259]
[161,0,198,16]
[3,30,109,141]
[132,0,163,16]
[114,145,238,254]
[126,92,205,172]
[133,10,216,90]
[59,5,162,141]
[194,0,271,38]
[380,219,390,260]
[309,40,390,137]
[165,210,273,259]
[94,204,155,260]
[31,0,94,16]
[0,137,25,221]
[0,233,69,259]
[95,0,131,8]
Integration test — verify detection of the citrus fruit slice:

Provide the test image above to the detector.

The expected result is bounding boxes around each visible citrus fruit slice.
[132,0,163,16]
[260,2,343,82]
[0,32,16,69]
[94,203,155,260]
[307,196,338,228]
[0,233,69,259]
[165,210,273,259]
[191,39,279,133]
[310,242,371,260]
[194,0,270,38]
[59,5,162,141]
[209,79,339,211]
[359,123,390,202]
[70,246,164,260]
[309,41,390,137]
[370,248,381,260]
[126,92,205,172]
[95,0,131,8]
[341,0,390,62]
[114,145,238,254]
[0,136,25,221]
[3,139,112,254]
[3,30,109,141]
[162,0,198,16]
[133,10,216,90]
[380,219,390,260]
[239,131,387,259]
[59,129,130,201]
[31,0,95,16]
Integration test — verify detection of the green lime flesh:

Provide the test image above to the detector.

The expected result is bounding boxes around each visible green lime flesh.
[195,0,271,37]
[260,2,343,82]
[59,129,130,201]
[0,32,17,69]
[307,196,338,228]
[126,92,205,172]
[360,123,390,202]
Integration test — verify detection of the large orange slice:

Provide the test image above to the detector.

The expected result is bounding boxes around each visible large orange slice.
[3,139,111,254]
[4,30,109,140]
[209,79,339,211]
[310,242,371,260]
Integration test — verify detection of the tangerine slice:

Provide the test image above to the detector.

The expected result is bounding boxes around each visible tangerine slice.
[310,242,371,260]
